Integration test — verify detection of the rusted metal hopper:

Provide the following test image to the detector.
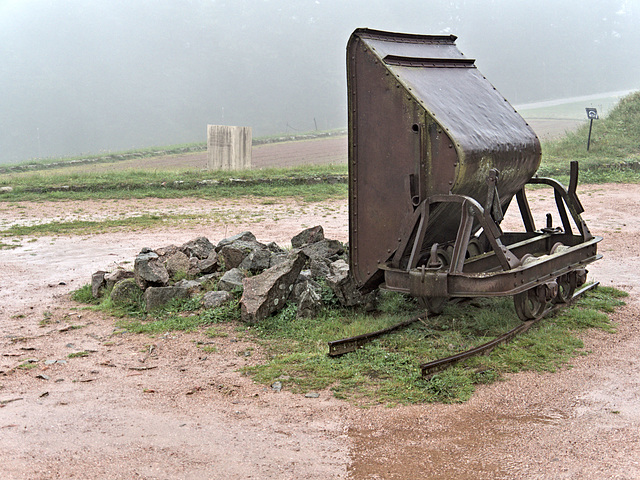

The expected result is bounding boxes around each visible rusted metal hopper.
[347,28,601,320]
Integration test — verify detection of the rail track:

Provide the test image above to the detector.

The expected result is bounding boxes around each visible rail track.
[328,283,599,378]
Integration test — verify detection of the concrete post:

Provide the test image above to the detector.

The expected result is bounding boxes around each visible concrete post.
[207,125,252,170]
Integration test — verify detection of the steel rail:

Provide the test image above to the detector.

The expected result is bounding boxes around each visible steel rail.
[328,315,424,357]
[419,282,599,378]
[327,283,600,376]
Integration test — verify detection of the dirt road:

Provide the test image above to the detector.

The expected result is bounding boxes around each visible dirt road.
[1,183,638,479]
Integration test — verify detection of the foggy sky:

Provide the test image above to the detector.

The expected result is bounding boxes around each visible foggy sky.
[1,0,638,163]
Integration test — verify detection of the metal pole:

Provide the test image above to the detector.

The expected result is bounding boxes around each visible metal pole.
[587,118,593,151]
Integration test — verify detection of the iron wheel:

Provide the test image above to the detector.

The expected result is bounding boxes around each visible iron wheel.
[514,287,546,321]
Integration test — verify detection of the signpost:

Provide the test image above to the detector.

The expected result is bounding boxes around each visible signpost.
[586,107,598,151]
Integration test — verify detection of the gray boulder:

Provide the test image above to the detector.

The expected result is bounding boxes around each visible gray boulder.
[155,244,179,258]
[110,278,143,306]
[301,238,345,262]
[134,251,169,289]
[238,248,272,272]
[218,268,247,292]
[196,251,219,274]
[218,237,272,271]
[165,251,191,277]
[180,237,215,260]
[309,258,331,280]
[296,285,323,318]
[240,251,307,324]
[291,225,324,248]
[218,240,258,270]
[174,279,202,294]
[325,259,376,309]
[300,238,346,280]
[266,241,286,254]
[91,271,107,298]
[216,231,256,251]
[290,270,321,303]
[269,251,289,268]
[104,268,134,291]
[203,290,233,309]
[144,286,190,311]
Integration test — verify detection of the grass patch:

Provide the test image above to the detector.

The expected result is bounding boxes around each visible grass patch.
[70,284,100,304]
[0,164,347,202]
[244,287,626,405]
[2,214,203,238]
[116,298,241,335]
[539,91,640,182]
[67,351,91,358]
[16,362,39,370]
[72,273,626,405]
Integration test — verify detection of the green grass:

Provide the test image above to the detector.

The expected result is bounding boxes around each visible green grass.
[0,164,347,202]
[67,351,92,358]
[243,287,627,405]
[2,214,193,237]
[16,362,39,370]
[518,94,625,120]
[74,278,627,405]
[106,289,242,334]
[539,91,640,182]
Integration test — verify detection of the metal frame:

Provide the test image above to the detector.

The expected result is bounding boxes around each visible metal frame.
[381,165,602,305]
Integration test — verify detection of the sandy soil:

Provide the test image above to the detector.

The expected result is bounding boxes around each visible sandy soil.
[1,183,638,479]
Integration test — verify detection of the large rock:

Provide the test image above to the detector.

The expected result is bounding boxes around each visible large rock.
[325,259,376,309]
[165,251,191,277]
[290,270,321,303]
[218,268,247,292]
[196,251,219,274]
[301,238,345,262]
[91,271,107,298]
[144,286,190,311]
[104,268,134,291]
[218,240,261,270]
[266,241,285,254]
[216,231,256,251]
[203,290,233,309]
[238,248,272,272]
[174,279,202,294]
[291,225,324,248]
[134,251,169,289]
[155,244,179,258]
[240,251,307,324]
[309,259,330,281]
[180,237,215,260]
[110,278,143,306]
[296,284,323,318]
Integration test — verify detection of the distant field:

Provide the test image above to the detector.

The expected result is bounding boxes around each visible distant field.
[20,117,580,175]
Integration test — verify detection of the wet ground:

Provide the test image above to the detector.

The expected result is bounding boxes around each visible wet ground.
[0,180,638,478]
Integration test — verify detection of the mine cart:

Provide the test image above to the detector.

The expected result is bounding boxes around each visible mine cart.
[347,29,601,320]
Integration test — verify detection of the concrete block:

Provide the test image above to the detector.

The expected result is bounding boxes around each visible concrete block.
[207,125,252,170]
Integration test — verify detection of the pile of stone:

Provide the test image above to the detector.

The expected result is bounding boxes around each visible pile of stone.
[90,226,375,324]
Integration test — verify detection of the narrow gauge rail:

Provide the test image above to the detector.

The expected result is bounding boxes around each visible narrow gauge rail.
[328,282,599,378]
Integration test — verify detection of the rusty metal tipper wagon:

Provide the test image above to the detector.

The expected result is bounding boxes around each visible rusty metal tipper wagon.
[347,28,601,322]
